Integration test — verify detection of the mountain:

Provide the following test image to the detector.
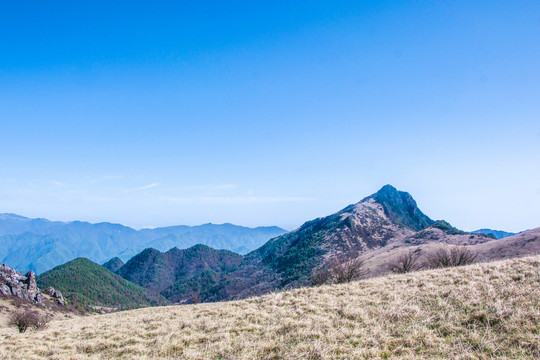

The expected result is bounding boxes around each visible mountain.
[473,227,540,261]
[116,245,242,303]
[366,184,434,231]
[0,215,287,274]
[207,185,487,301]
[120,185,502,303]
[355,224,540,276]
[24,185,540,306]
[102,257,124,273]
[36,258,170,309]
[471,228,519,239]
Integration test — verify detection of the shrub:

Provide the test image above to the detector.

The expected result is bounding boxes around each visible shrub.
[9,309,50,333]
[190,293,200,304]
[331,257,368,284]
[34,313,52,330]
[310,267,331,286]
[425,247,478,269]
[388,250,422,274]
[311,257,368,285]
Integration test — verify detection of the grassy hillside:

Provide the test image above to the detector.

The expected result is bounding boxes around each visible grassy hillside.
[36,258,169,309]
[3,255,539,359]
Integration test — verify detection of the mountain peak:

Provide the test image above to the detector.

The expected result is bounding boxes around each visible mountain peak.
[366,185,434,231]
[102,257,125,273]
[376,184,399,195]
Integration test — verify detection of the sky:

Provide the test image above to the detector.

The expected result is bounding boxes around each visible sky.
[0,1,539,232]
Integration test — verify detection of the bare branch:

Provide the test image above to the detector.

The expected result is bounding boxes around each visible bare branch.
[425,247,478,269]
[388,250,422,274]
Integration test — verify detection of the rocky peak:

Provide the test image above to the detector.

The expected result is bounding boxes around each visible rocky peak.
[365,185,434,231]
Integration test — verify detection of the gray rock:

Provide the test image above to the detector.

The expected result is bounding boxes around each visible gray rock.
[44,286,66,305]
[25,271,38,293]
[0,263,48,306]
[0,283,11,296]
[34,292,45,305]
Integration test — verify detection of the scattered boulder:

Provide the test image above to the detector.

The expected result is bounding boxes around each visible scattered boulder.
[43,286,66,305]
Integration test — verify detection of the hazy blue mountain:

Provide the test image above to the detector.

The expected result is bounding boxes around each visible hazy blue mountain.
[471,229,520,239]
[0,214,287,274]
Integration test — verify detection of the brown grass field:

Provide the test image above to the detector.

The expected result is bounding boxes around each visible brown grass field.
[1,255,539,359]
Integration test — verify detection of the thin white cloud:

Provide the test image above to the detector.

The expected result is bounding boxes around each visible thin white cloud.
[51,180,65,187]
[126,183,160,192]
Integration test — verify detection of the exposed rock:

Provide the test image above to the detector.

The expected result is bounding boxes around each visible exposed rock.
[25,271,38,293]
[0,283,11,296]
[44,286,66,305]
[0,263,50,306]
[43,286,54,296]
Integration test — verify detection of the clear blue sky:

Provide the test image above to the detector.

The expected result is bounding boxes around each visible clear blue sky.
[1,1,539,232]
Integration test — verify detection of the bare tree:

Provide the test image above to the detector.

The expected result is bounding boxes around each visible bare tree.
[329,257,368,284]
[310,267,331,286]
[311,256,369,286]
[388,250,422,274]
[425,246,478,269]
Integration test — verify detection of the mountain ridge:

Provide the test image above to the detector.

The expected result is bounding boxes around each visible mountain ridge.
[0,216,287,274]
[471,228,520,239]
[119,185,519,304]
[36,258,170,308]
[116,245,242,303]
[7,185,539,307]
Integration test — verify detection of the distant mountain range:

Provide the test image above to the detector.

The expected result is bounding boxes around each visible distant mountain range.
[0,214,287,274]
[470,229,520,239]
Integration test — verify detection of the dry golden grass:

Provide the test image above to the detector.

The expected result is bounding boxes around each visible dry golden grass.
[0,295,79,329]
[1,256,539,359]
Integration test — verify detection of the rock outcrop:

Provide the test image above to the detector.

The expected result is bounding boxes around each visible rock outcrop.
[43,286,66,305]
[0,263,62,306]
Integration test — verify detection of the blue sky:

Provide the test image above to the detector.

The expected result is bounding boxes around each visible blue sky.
[1,1,539,231]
